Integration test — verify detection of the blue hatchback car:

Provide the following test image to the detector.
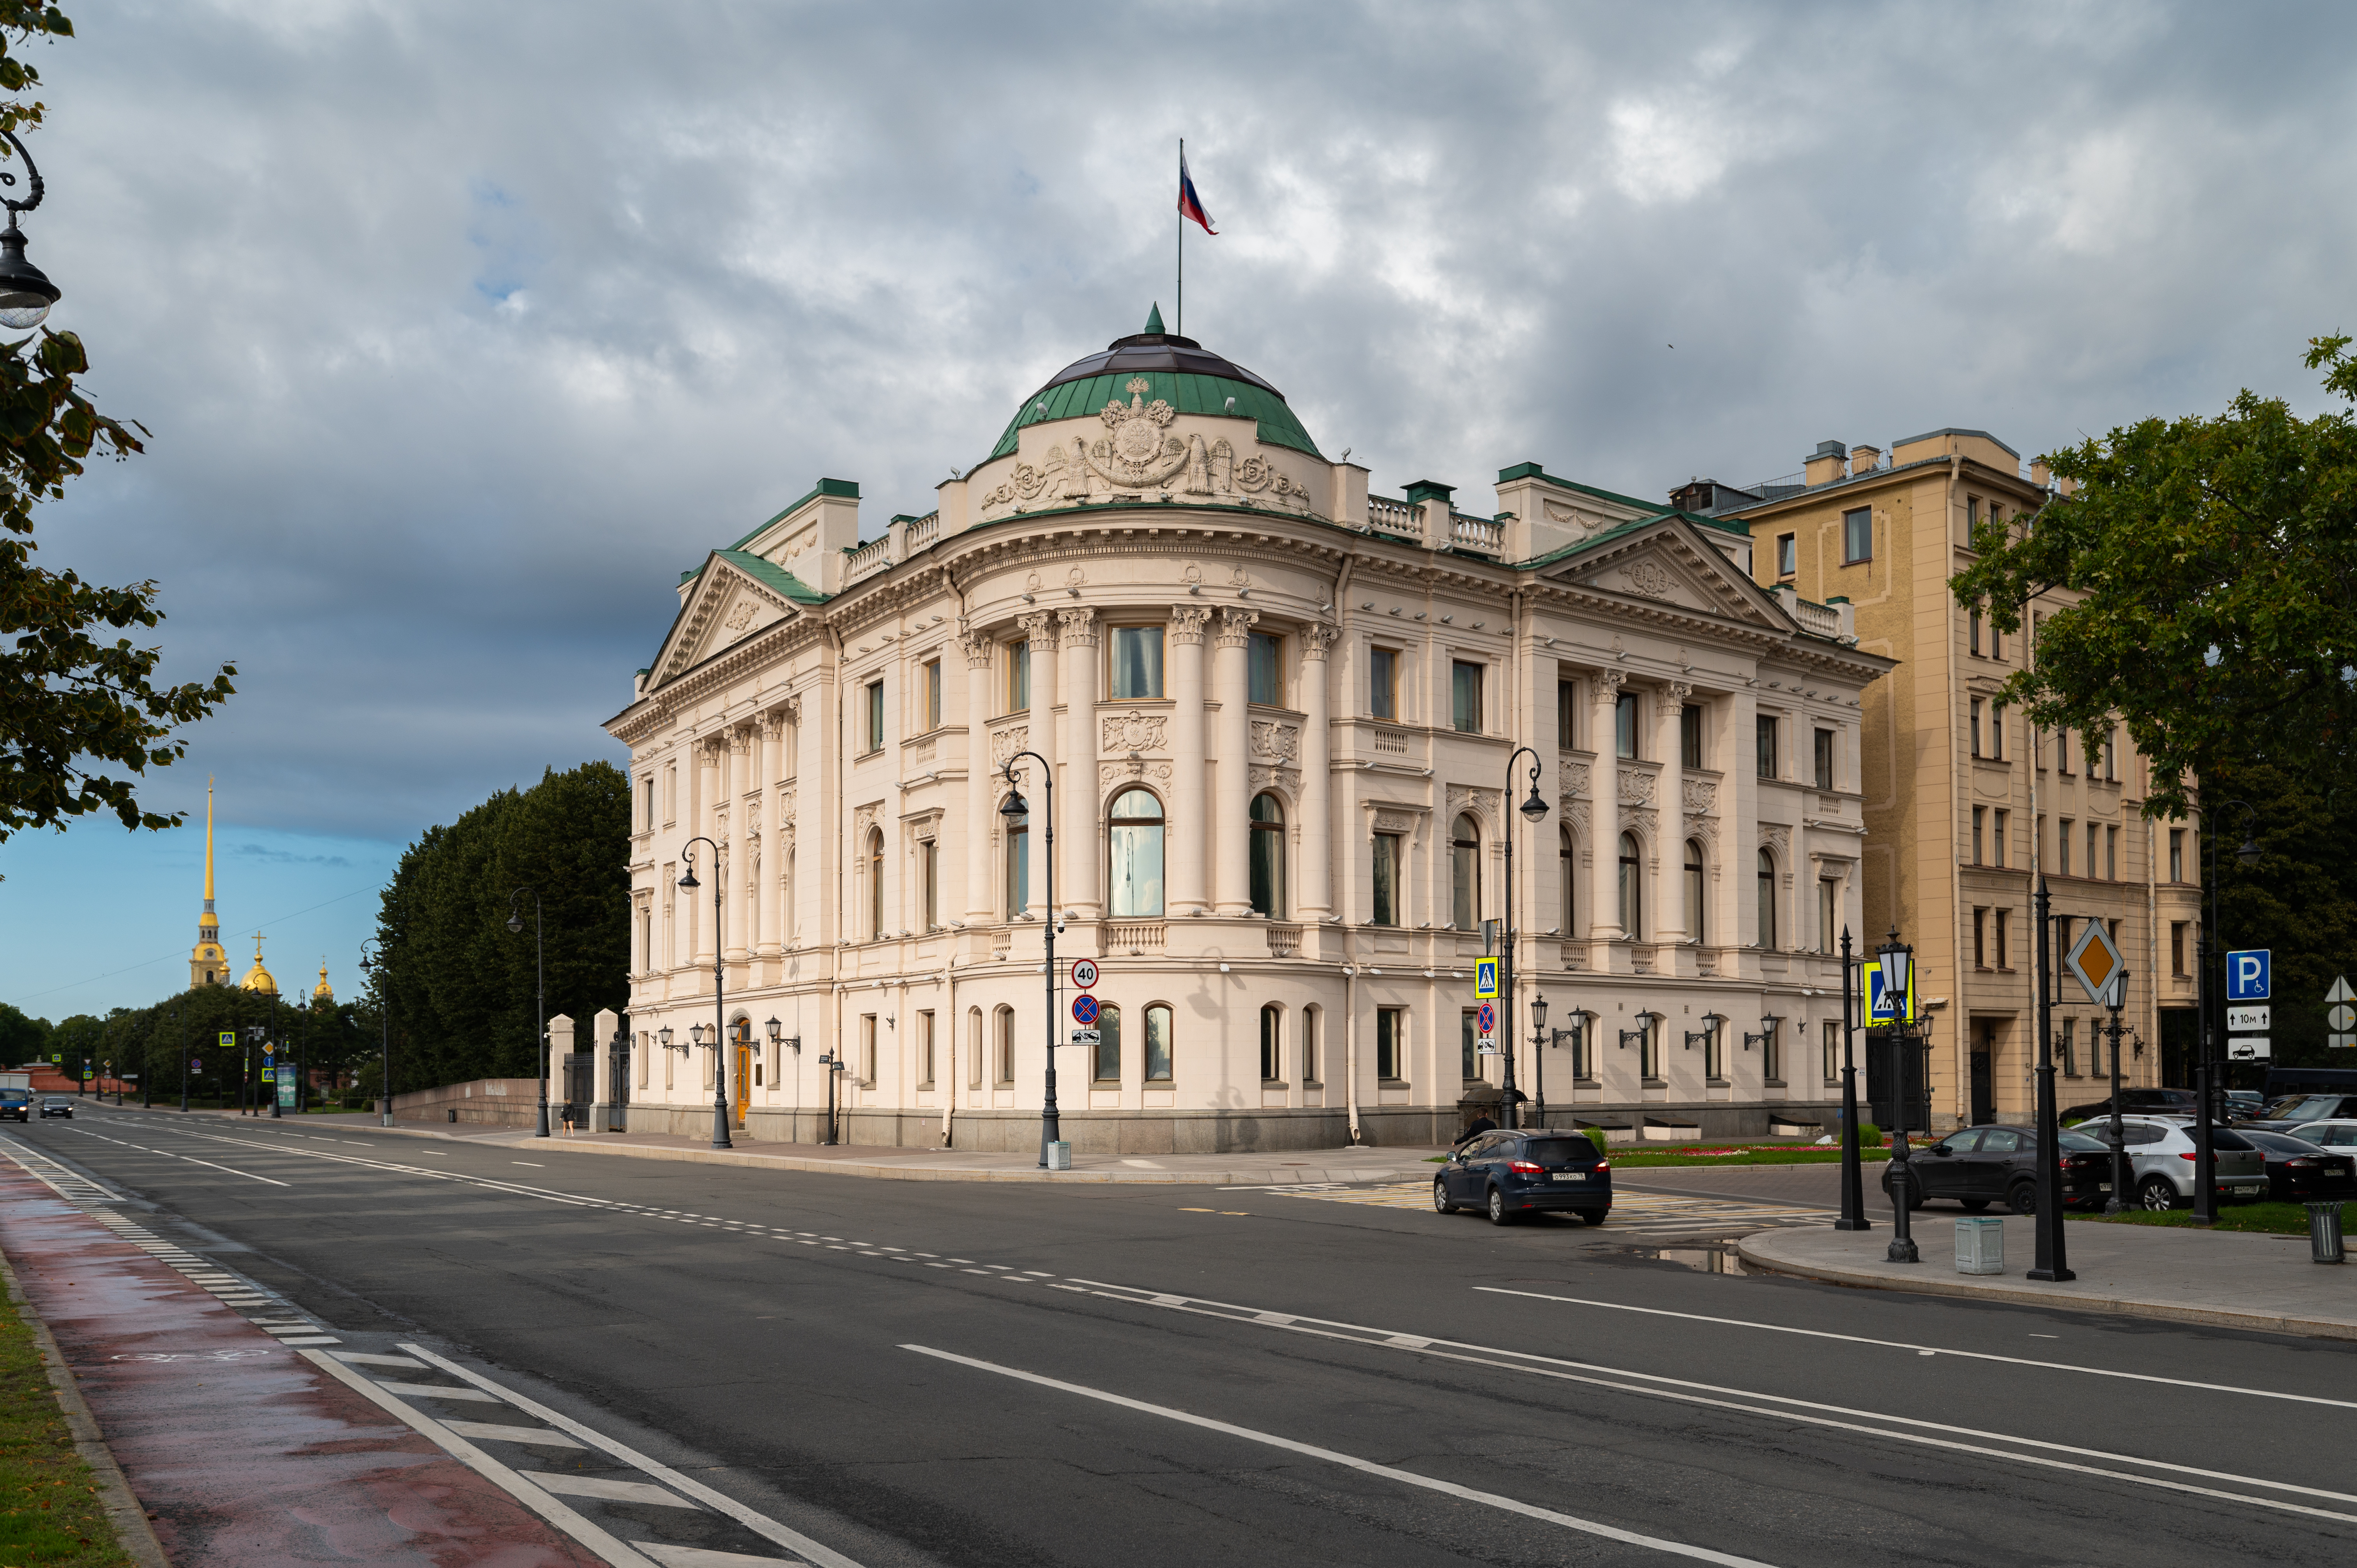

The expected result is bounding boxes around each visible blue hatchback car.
[1435,1130,1612,1226]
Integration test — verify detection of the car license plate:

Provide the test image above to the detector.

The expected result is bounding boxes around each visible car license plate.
[1551,1172,1585,1182]
[2097,1183,2111,1192]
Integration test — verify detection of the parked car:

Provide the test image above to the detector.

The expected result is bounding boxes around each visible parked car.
[2290,1119,2357,1151]
[2104,1115,2270,1209]
[2060,1087,2200,1124]
[2244,1093,2357,1133]
[1880,1125,2115,1214]
[2224,1091,2268,1119]
[2237,1129,2357,1202]
[0,1090,27,1122]
[1435,1129,1611,1226]
[37,1097,72,1119]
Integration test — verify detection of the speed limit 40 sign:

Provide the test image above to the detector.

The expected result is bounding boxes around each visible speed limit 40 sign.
[1069,958,1100,991]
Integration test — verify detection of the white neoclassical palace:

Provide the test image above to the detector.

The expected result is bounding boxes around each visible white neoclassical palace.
[604,311,1893,1151]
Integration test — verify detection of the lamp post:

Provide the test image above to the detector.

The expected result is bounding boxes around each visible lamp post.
[2027,878,2073,1280]
[1500,747,1550,1131]
[1000,753,1060,1165]
[506,887,549,1139]
[268,986,283,1118]
[675,837,732,1150]
[1528,994,1549,1130]
[2191,800,2261,1228]
[0,127,58,329]
[359,938,393,1127]
[1834,926,1869,1230]
[2102,968,2131,1214]
[1878,926,1920,1263]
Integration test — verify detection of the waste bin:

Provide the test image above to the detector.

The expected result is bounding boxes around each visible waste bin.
[2306,1201,2346,1264]
[1955,1216,2004,1275]
[1045,1141,1072,1172]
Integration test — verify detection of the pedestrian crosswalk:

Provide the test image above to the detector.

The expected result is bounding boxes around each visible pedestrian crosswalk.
[1270,1179,1833,1237]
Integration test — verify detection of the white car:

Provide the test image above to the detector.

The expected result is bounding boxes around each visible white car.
[2291,1118,2357,1151]
[2101,1115,2269,1210]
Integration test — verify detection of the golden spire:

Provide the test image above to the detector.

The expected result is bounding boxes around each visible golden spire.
[202,779,216,912]
[191,779,226,988]
[313,957,334,1004]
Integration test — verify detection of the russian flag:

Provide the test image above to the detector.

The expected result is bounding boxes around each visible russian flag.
[1178,152,1216,236]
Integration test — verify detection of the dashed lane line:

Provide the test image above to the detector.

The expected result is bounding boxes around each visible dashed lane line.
[1267,1179,1834,1235]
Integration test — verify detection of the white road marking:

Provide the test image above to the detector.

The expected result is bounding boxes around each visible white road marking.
[54,1127,290,1185]
[375,1381,503,1402]
[332,1352,425,1369]
[442,1420,585,1448]
[1472,1287,2357,1411]
[1064,1279,2357,1522]
[527,1473,697,1507]
[903,1344,1776,1566]
[635,1543,809,1568]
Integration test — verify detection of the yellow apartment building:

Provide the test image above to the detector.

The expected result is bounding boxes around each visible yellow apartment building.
[1672,429,2202,1129]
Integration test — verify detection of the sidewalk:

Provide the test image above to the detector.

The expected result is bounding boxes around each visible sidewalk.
[0,1155,605,1566]
[1739,1214,2357,1340]
[105,1104,1451,1185]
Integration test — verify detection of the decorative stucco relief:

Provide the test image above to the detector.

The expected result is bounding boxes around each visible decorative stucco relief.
[989,725,1028,767]
[1617,767,1657,805]
[1102,710,1168,753]
[1622,560,1676,599]
[1564,799,1591,835]
[1760,823,1792,855]
[1249,720,1299,761]
[1101,760,1173,788]
[1562,760,1592,796]
[1249,764,1300,794]
[1686,814,1717,849]
[1371,809,1420,836]
[1682,777,1718,814]
[1445,784,1501,831]
[723,600,757,632]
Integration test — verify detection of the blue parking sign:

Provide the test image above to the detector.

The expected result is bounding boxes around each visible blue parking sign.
[2226,949,2270,1001]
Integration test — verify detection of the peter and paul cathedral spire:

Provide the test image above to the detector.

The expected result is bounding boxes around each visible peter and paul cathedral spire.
[189,780,227,988]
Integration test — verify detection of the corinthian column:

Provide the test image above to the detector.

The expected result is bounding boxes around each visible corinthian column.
[758,711,785,957]
[1060,608,1101,918]
[1299,622,1338,919]
[725,727,751,965]
[1213,607,1258,915]
[693,738,717,963]
[961,631,997,923]
[1589,671,1625,950]
[1017,611,1058,920]
[1168,607,1211,916]
[1655,682,1691,974]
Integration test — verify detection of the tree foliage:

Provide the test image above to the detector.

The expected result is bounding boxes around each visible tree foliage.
[1949,338,2357,822]
[371,762,630,1092]
[2200,758,2357,1070]
[0,3,235,851]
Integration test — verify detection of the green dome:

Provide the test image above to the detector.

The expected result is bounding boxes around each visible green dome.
[986,309,1322,464]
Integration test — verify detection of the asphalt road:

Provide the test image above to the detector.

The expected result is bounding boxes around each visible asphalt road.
[11,1108,2355,1567]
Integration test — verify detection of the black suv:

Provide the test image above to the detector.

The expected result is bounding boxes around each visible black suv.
[1882,1124,2115,1214]
[1435,1130,1612,1226]
[2060,1087,2199,1124]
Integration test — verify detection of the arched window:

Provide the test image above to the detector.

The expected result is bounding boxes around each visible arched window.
[1685,840,1707,945]
[1757,848,1777,948]
[865,829,885,939]
[1618,832,1643,938]
[1095,1002,1122,1083]
[1144,1003,1174,1082]
[1559,825,1575,933]
[1451,813,1481,931]
[1259,1004,1283,1082]
[1108,789,1166,917]
[993,1005,1015,1084]
[1250,793,1286,918]
[967,1006,982,1089]
[1003,796,1028,917]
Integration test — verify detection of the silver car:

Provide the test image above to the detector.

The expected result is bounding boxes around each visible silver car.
[2103,1115,2269,1210]
[2292,1118,2357,1151]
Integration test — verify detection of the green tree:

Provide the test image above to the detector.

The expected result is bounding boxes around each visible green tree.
[1949,337,2357,823]
[0,1000,45,1060]
[0,4,235,856]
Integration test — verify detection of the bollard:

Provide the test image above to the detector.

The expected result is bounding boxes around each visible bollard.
[1955,1216,2005,1275]
[2307,1201,2346,1264]
[1045,1141,1072,1172]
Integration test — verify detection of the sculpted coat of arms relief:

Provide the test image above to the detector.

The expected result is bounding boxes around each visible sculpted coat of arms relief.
[977,377,1315,515]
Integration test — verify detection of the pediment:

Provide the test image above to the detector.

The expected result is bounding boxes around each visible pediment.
[650,554,806,687]
[1542,519,1785,629]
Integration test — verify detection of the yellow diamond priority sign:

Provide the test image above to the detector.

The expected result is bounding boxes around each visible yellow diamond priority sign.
[2066,920,2126,1007]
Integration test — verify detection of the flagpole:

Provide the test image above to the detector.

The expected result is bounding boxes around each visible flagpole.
[1176,138,1184,337]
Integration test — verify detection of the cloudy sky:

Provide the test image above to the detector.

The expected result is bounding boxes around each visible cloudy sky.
[6,0,2354,1021]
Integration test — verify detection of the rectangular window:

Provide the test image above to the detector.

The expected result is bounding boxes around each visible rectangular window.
[1451,661,1484,733]
[1557,679,1575,748]
[1759,1019,1777,1085]
[1706,1017,1728,1082]
[1814,727,1835,789]
[1972,807,1986,865]
[1258,1007,1282,1082]
[1843,506,1872,563]
[969,1010,982,1088]
[917,1011,936,1088]
[1371,647,1398,720]
[921,659,942,731]
[860,1014,877,1084]
[2104,726,2117,779]
[1302,1010,1319,1084]
[1969,608,1982,655]
[1974,908,1987,968]
[1988,702,2004,759]
[1967,496,1981,528]
[1111,627,1164,699]
[1007,640,1030,712]
[1776,532,1796,576]
[2105,825,2118,881]
[865,680,885,753]
[1823,1020,1840,1084]
[2058,820,2072,876]
[1993,809,2009,867]
[1640,1016,1661,1082]
[1376,1008,1405,1081]
[921,839,940,929]
[2061,1019,2077,1078]
[1969,699,1982,758]
[1755,714,1777,779]
[2171,922,2188,976]
[1461,1009,1480,1081]
[1096,1003,1122,1083]
[995,1008,1015,1084]
[1681,704,1704,769]
[1248,632,1283,706]
[2057,729,2072,774]
[1996,908,2011,970]
[2169,829,2184,883]
[2087,823,2099,879]
[1371,833,1402,927]
[1989,625,2002,662]
[1617,692,1640,759]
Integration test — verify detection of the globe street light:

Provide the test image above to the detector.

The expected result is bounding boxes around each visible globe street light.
[506,887,549,1139]
[676,837,732,1149]
[0,128,58,329]
[1499,747,1550,1130]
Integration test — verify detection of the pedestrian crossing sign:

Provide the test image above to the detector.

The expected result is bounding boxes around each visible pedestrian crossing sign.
[218,1032,233,1048]
[1863,961,1917,1024]
[1474,958,1499,999]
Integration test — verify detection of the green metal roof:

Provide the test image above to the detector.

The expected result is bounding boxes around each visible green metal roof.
[712,550,829,604]
[727,478,859,553]
[986,369,1321,464]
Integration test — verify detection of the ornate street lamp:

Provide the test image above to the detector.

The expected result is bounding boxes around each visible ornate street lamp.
[506,887,548,1139]
[1528,993,1550,1130]
[1001,753,1060,1165]
[1834,926,1869,1231]
[676,838,732,1149]
[1878,926,1920,1264]
[1499,747,1549,1130]
[0,129,58,329]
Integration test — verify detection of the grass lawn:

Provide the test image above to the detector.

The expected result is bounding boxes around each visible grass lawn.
[2073,1199,2338,1237]
[0,1276,134,1567]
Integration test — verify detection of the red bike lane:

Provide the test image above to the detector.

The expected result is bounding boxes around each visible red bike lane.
[0,1161,601,1567]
